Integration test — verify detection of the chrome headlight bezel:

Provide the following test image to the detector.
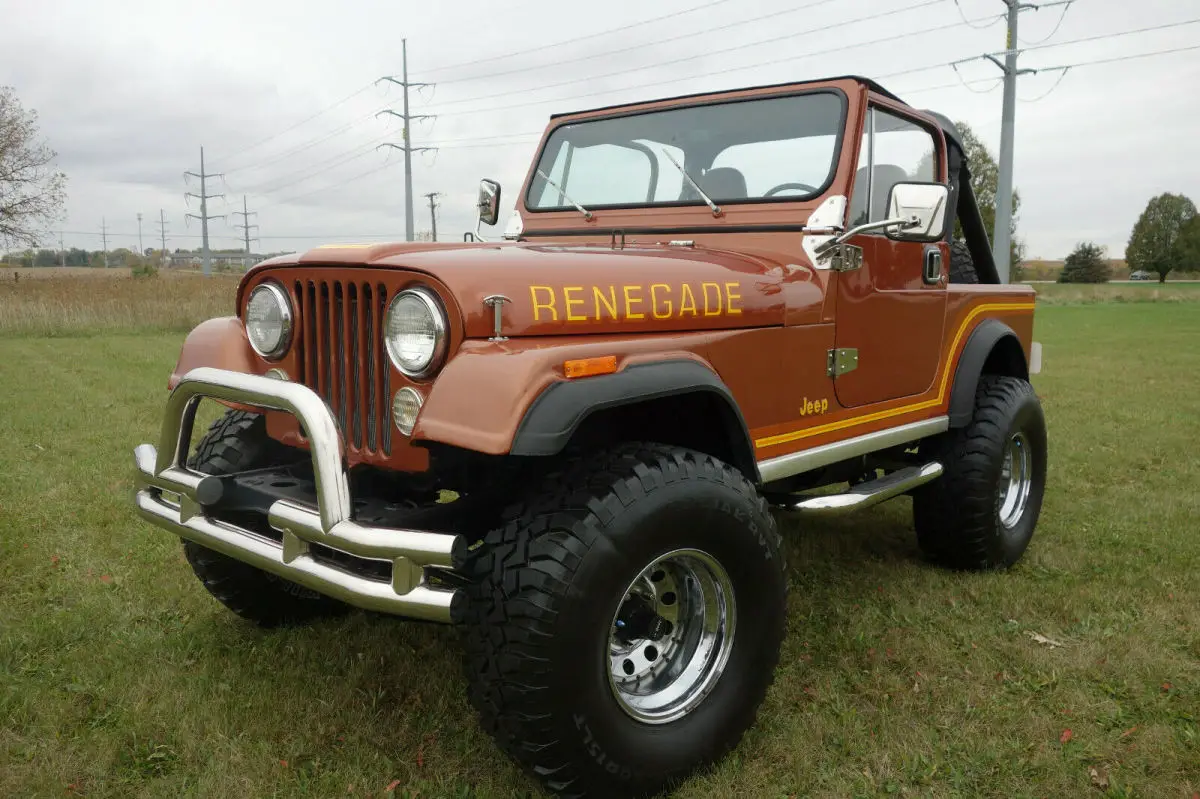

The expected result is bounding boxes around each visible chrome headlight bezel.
[384,286,448,379]
[245,281,293,360]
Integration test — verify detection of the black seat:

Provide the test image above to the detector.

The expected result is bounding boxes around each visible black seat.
[848,164,910,226]
[693,167,748,201]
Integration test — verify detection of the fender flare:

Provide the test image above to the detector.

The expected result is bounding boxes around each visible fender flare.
[947,319,1029,427]
[510,360,759,481]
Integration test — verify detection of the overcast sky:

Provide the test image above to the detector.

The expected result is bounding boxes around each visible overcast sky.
[2,0,1197,259]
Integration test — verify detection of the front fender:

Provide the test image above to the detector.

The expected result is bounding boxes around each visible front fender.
[411,336,722,457]
[167,317,257,390]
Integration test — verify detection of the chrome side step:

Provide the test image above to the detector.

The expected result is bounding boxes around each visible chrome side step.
[780,462,943,517]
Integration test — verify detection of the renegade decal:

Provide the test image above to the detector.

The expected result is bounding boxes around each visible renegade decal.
[529,282,743,322]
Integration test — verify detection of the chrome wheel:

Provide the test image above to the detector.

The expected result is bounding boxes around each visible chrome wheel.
[607,548,736,725]
[998,431,1032,529]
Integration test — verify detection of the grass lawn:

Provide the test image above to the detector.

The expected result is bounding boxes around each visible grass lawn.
[2,303,1199,798]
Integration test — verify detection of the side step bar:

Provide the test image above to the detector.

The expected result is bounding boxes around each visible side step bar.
[781,462,943,516]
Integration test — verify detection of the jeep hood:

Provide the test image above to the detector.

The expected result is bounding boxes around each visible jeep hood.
[273,242,820,339]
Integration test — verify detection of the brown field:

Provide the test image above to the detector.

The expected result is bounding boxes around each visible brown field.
[0,271,240,337]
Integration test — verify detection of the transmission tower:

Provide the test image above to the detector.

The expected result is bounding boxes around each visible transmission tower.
[185,146,225,276]
[377,39,437,242]
[424,191,441,242]
[155,209,169,267]
[231,195,260,270]
[983,0,1071,282]
[100,218,109,267]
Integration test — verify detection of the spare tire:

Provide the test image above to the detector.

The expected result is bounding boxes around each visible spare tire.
[949,239,978,284]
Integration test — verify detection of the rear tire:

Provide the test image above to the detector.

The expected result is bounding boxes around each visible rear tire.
[461,443,786,798]
[183,410,348,628]
[914,376,1047,569]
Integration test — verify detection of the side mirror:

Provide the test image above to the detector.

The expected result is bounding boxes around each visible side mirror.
[477,179,501,227]
[885,182,949,242]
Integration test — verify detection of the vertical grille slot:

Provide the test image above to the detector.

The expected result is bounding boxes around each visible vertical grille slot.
[379,283,391,455]
[290,276,389,456]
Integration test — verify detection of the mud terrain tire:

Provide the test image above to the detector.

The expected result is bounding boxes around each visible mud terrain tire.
[914,376,1046,569]
[949,239,979,284]
[182,410,348,627]
[462,443,786,798]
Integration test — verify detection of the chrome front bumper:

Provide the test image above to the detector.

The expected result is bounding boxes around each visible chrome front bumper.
[133,367,465,623]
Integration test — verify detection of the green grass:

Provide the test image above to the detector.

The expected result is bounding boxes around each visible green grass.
[2,305,1199,798]
[1030,281,1200,305]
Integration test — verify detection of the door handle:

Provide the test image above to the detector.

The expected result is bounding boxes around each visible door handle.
[923,247,943,285]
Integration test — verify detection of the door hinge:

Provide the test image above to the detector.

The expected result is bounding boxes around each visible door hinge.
[816,242,864,272]
[827,348,859,377]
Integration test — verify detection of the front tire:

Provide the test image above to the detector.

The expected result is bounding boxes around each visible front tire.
[462,444,786,798]
[914,376,1047,569]
[183,410,348,627]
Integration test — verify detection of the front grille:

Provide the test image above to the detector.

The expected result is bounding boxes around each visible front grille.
[292,280,391,455]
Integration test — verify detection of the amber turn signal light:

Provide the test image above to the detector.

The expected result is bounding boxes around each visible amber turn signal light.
[563,355,618,379]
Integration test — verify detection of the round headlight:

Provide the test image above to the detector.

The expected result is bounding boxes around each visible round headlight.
[385,287,447,378]
[393,387,424,436]
[245,282,292,359]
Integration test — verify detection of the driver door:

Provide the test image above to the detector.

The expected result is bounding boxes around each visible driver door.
[833,104,949,408]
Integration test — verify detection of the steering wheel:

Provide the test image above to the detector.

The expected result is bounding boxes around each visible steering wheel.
[764,182,818,197]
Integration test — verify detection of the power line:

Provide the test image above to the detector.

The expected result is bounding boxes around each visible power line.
[416,0,738,77]
[425,0,944,112]
[215,83,375,166]
[1019,68,1071,102]
[240,137,388,196]
[953,0,1002,30]
[222,107,383,176]
[987,15,1200,58]
[1019,0,1075,45]
[435,0,840,86]
[425,13,993,120]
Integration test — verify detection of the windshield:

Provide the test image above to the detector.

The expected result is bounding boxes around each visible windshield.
[526,91,845,212]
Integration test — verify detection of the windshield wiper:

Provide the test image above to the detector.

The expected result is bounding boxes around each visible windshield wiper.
[660,148,721,217]
[536,168,593,221]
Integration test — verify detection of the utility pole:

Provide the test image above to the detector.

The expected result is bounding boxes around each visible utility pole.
[231,195,259,270]
[59,231,65,267]
[984,0,1069,282]
[377,39,437,242]
[155,209,169,268]
[136,212,144,255]
[424,191,441,241]
[100,217,109,267]
[185,146,224,276]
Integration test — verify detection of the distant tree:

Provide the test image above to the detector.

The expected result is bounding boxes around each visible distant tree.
[65,247,89,266]
[1173,215,1200,275]
[1126,193,1197,283]
[1058,242,1111,284]
[34,247,55,266]
[0,87,67,248]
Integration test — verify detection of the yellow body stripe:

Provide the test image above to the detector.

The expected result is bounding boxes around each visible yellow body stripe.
[754,302,1036,450]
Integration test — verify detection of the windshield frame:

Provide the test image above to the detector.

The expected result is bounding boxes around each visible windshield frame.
[522,86,849,215]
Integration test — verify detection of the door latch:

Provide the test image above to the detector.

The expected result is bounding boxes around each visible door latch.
[923,247,943,285]
[827,348,859,377]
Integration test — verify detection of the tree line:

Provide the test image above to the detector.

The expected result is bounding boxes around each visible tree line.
[1059,193,1199,284]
